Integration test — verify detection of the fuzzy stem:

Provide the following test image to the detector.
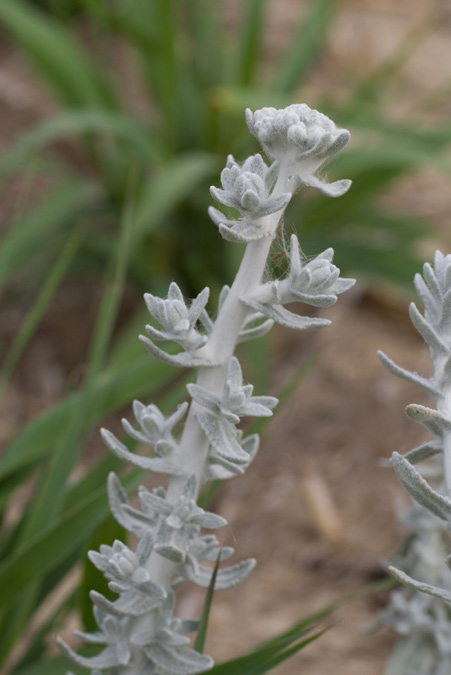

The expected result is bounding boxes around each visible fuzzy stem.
[441,395,451,502]
[434,354,451,502]
[126,168,292,663]
[166,165,291,501]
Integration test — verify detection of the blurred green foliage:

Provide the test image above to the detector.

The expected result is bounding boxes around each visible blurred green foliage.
[0,0,450,671]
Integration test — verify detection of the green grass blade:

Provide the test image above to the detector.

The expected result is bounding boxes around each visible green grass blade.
[209,578,394,674]
[0,226,85,399]
[15,188,134,545]
[131,0,178,133]
[0,180,95,296]
[9,585,79,672]
[0,111,161,184]
[0,469,142,617]
[193,551,221,654]
[187,0,223,88]
[0,467,33,518]
[272,0,334,94]
[256,628,329,673]
[174,0,224,151]
[0,0,118,109]
[131,152,220,244]
[15,656,85,675]
[231,0,269,86]
[0,186,137,662]
[209,619,329,674]
[0,354,175,482]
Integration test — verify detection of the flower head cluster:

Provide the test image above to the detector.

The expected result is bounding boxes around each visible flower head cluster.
[242,235,355,331]
[211,154,290,220]
[144,282,209,351]
[246,104,351,197]
[100,401,189,476]
[283,235,355,307]
[139,283,217,368]
[187,357,277,470]
[89,535,159,594]
[122,400,188,454]
[188,356,278,424]
[209,154,291,243]
[246,104,350,167]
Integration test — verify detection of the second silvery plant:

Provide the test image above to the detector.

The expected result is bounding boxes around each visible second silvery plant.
[57,104,355,674]
[377,252,451,674]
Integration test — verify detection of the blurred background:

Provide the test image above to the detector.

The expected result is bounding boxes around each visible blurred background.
[1,0,451,673]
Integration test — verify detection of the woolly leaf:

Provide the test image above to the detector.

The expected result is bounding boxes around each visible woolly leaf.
[187,384,224,417]
[196,412,250,464]
[301,174,351,197]
[55,640,127,669]
[139,334,219,368]
[237,318,274,343]
[405,404,451,436]
[391,452,451,521]
[154,541,186,564]
[242,297,331,331]
[185,558,256,590]
[90,589,165,617]
[389,566,451,605]
[409,302,449,355]
[378,351,440,396]
[403,440,442,465]
[100,429,180,475]
[144,643,213,675]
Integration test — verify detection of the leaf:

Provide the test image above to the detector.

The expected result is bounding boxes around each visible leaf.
[231,0,269,86]
[0,470,142,616]
[14,655,85,675]
[210,577,395,674]
[0,180,94,296]
[146,642,213,675]
[0,355,174,482]
[193,550,221,654]
[241,297,331,332]
[409,302,450,355]
[389,566,451,605]
[0,0,118,109]
[131,152,220,245]
[405,403,451,436]
[100,429,180,474]
[186,558,256,590]
[272,0,334,94]
[0,198,141,661]
[0,226,85,397]
[209,622,328,675]
[195,412,249,464]
[391,451,451,521]
[377,351,440,396]
[0,111,161,183]
[403,440,442,465]
[14,190,135,548]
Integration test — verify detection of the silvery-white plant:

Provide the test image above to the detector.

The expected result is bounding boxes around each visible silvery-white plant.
[377,252,451,674]
[57,104,354,675]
